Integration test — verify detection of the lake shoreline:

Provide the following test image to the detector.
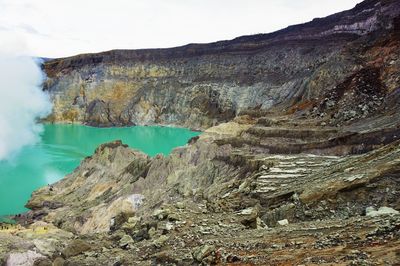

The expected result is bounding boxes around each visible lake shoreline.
[0,124,199,217]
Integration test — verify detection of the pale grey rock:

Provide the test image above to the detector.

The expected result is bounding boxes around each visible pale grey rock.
[277,219,289,226]
[366,207,399,217]
[6,251,44,266]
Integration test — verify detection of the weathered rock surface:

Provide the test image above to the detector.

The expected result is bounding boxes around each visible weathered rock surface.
[1,125,397,265]
[43,0,400,130]
[0,0,400,265]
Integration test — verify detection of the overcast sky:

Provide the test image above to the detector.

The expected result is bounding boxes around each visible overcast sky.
[0,0,363,58]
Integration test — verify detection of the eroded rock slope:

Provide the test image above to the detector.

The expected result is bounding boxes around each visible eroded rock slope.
[2,123,399,265]
[43,0,400,130]
[1,0,400,265]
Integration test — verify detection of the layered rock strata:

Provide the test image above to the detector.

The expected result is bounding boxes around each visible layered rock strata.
[43,0,400,130]
[1,124,399,265]
[0,0,400,265]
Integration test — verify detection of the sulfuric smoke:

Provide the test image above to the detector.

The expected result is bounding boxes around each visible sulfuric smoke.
[0,37,52,161]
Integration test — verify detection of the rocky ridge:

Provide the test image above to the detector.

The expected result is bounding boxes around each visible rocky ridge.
[43,0,400,130]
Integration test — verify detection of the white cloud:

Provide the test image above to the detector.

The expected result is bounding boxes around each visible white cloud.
[0,34,52,160]
[0,0,363,58]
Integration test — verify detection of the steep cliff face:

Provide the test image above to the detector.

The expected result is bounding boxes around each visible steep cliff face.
[43,0,400,129]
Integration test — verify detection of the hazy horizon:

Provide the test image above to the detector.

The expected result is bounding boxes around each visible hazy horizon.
[1,0,363,58]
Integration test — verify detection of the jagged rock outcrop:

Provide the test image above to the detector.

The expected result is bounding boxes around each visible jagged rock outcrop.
[43,0,400,130]
[2,123,398,265]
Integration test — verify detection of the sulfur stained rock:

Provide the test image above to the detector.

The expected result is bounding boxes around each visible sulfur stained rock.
[121,217,141,231]
[61,240,91,258]
[153,235,169,248]
[192,244,216,262]
[152,209,170,220]
[42,0,400,130]
[118,235,134,249]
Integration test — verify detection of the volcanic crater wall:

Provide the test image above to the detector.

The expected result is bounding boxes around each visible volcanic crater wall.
[43,0,400,129]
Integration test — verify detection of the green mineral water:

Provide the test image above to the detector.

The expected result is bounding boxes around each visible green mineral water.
[0,124,199,217]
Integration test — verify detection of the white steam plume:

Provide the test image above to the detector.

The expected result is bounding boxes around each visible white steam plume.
[0,36,52,160]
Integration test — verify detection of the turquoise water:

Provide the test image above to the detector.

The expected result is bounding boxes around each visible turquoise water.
[0,124,199,216]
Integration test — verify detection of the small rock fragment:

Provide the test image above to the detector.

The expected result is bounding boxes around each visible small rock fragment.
[165,222,174,231]
[153,235,169,248]
[192,244,215,262]
[52,257,65,266]
[62,240,91,258]
[153,209,169,220]
[256,217,268,229]
[119,235,134,249]
[366,206,399,217]
[277,219,289,226]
